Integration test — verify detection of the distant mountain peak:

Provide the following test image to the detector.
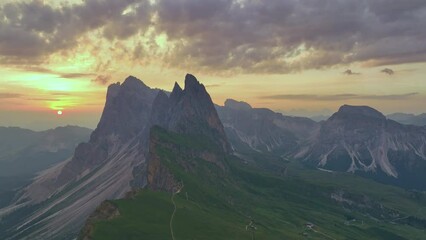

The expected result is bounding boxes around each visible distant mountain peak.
[296,104,426,188]
[224,99,252,111]
[387,112,426,126]
[333,104,385,120]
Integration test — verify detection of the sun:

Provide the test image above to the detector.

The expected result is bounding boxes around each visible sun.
[57,110,63,115]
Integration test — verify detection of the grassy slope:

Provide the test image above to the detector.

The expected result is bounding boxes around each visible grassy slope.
[89,128,426,240]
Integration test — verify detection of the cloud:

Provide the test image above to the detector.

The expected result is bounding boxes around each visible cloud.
[343,69,361,75]
[92,75,111,85]
[1,0,426,73]
[153,0,426,73]
[0,93,21,99]
[262,92,419,101]
[17,66,55,74]
[381,68,395,75]
[26,98,60,101]
[12,65,96,79]
[0,0,152,63]
[60,73,96,79]
[205,84,222,88]
[50,92,71,96]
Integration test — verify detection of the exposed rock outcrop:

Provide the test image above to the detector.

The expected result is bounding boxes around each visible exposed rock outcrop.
[146,74,231,192]
[216,99,318,155]
[296,105,426,189]
[151,74,230,153]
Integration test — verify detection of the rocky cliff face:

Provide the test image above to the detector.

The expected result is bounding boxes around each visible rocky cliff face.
[55,76,158,186]
[151,74,230,153]
[296,105,426,189]
[1,76,159,239]
[216,99,318,155]
[146,74,230,192]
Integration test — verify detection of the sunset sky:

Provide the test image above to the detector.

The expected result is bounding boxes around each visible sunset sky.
[1,0,425,130]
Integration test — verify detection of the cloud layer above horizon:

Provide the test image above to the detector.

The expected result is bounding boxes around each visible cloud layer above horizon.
[1,0,426,74]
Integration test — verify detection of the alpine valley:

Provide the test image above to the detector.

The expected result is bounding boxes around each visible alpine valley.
[1,75,426,240]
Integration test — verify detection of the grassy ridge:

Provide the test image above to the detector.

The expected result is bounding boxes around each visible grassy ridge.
[89,128,426,239]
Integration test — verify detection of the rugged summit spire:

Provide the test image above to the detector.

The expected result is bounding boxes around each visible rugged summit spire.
[146,74,231,192]
[170,81,183,102]
[151,73,230,152]
[92,76,157,142]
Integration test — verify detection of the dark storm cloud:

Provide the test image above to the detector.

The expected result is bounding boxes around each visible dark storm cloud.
[1,0,426,73]
[262,92,419,101]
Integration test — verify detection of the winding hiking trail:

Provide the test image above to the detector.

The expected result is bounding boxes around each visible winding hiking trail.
[170,183,183,240]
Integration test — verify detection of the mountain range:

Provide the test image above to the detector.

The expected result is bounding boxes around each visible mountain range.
[0,126,91,177]
[0,126,91,210]
[217,100,426,190]
[1,75,426,239]
[296,105,426,189]
[387,112,426,126]
[216,99,318,155]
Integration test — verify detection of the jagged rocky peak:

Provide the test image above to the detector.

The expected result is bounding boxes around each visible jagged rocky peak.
[181,74,214,103]
[146,74,231,192]
[121,75,149,92]
[104,76,148,102]
[331,104,386,121]
[58,75,159,186]
[184,73,202,92]
[91,76,158,142]
[151,73,230,153]
[170,81,183,101]
[224,99,252,111]
[105,82,121,100]
[173,81,183,92]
